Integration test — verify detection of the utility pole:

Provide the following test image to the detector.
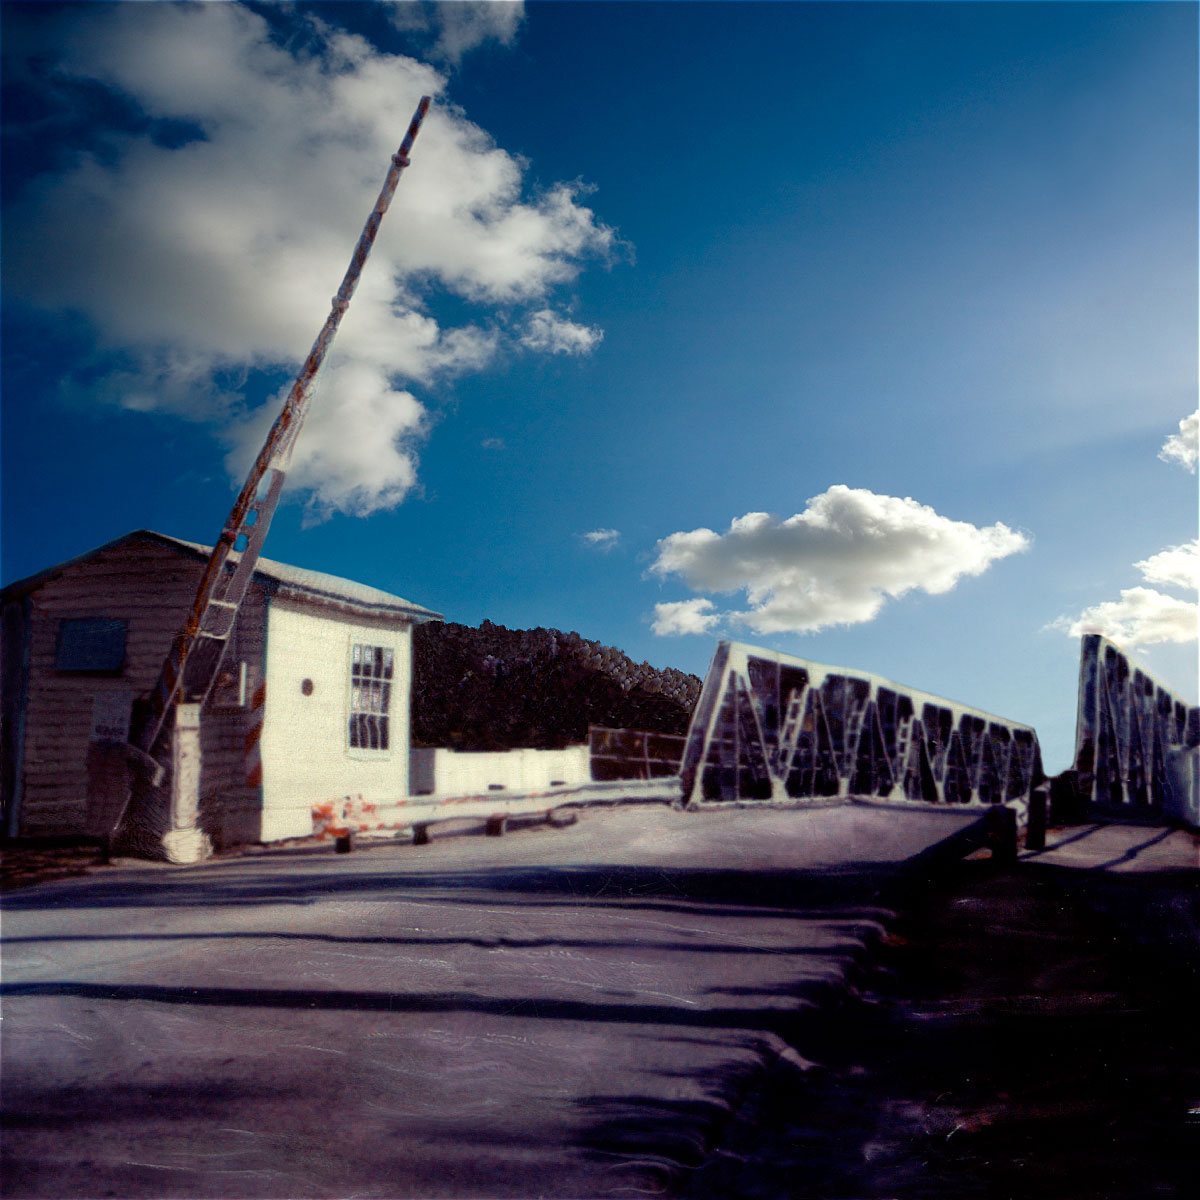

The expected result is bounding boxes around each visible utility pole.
[121,97,432,862]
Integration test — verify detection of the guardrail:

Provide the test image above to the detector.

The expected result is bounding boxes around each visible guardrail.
[310,777,683,847]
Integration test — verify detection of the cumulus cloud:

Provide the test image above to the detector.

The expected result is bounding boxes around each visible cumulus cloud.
[581,528,620,550]
[1052,403,1198,648]
[1054,588,1197,646]
[4,2,611,517]
[385,2,524,64]
[650,486,1030,635]
[1159,408,1198,473]
[224,364,427,524]
[432,1,524,63]
[1136,540,1199,592]
[1052,539,1198,646]
[651,599,721,637]
[521,309,604,355]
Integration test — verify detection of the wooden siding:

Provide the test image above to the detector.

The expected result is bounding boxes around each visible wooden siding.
[16,535,264,842]
[1,596,32,836]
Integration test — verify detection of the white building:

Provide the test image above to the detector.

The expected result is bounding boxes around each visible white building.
[1,530,441,846]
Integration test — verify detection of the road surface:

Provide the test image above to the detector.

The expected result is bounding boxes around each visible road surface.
[2,801,983,1198]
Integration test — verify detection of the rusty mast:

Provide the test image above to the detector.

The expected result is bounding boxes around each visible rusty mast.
[135,96,433,766]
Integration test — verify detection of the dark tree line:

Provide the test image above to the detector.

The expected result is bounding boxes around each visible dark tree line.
[411,620,702,750]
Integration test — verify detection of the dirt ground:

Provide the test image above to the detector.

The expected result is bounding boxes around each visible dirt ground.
[0,841,109,892]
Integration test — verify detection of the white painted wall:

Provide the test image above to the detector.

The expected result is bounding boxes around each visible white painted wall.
[260,600,412,841]
[424,746,591,796]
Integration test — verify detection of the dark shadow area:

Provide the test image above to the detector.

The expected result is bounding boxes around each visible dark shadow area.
[1029,862,1200,986]
[1,1077,281,1131]
[1,1077,501,1200]
[575,1043,784,1179]
[0,979,826,1036]
[576,1093,728,1172]
[0,929,871,958]
[0,859,923,915]
[678,859,1200,1200]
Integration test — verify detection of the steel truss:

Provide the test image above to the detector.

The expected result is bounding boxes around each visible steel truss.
[1073,633,1199,824]
[680,641,1043,809]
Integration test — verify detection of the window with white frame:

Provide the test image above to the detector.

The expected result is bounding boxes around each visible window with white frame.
[348,643,392,751]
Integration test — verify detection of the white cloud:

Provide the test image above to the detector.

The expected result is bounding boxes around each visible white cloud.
[650,486,1030,635]
[4,2,612,518]
[385,3,525,65]
[1052,538,1198,647]
[1136,540,1199,592]
[481,436,506,450]
[652,599,721,637]
[1054,588,1197,646]
[581,528,620,550]
[1159,408,1199,473]
[433,2,524,64]
[521,309,604,355]
[224,364,427,523]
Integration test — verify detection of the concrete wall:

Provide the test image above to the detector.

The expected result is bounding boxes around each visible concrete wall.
[409,746,591,797]
[260,599,413,841]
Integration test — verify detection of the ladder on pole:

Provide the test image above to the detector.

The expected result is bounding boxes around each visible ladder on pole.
[134,96,432,765]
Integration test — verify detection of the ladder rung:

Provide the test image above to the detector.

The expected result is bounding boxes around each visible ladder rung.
[199,599,240,638]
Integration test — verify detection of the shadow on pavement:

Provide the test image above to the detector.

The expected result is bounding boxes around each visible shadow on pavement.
[0,859,918,914]
[1,928,873,958]
[1,978,850,1036]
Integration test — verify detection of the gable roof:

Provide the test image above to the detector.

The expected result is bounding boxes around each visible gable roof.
[1,530,443,624]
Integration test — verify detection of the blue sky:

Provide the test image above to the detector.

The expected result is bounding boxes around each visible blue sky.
[3,1,1197,771]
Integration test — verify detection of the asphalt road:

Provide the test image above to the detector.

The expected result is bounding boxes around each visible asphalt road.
[1,801,982,1199]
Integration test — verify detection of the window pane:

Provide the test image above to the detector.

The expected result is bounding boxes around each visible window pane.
[348,644,393,751]
[56,619,129,673]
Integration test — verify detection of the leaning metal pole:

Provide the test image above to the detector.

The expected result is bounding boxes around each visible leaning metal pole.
[123,97,432,860]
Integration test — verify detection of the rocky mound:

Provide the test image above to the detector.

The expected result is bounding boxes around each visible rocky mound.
[411,620,702,750]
